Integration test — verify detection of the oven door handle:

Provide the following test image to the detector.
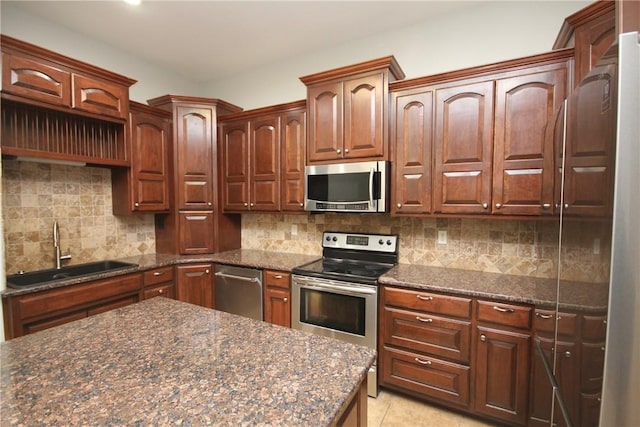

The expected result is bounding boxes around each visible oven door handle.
[298,282,376,296]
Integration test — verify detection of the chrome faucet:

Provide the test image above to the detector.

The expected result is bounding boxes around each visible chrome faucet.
[53,220,72,269]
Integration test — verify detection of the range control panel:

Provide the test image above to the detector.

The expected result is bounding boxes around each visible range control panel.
[322,232,398,253]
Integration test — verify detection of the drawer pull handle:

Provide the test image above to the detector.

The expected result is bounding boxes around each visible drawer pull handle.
[416,316,433,323]
[274,275,283,279]
[493,306,515,313]
[414,357,432,366]
[153,272,164,276]
[535,312,553,319]
[416,295,433,301]
[480,334,487,342]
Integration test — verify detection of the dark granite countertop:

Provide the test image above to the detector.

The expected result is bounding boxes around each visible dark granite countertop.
[2,250,319,297]
[0,297,374,426]
[380,263,609,312]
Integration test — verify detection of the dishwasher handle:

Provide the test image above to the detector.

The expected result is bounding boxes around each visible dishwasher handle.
[214,271,260,283]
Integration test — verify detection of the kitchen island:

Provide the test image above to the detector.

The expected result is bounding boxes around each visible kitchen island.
[0,298,373,426]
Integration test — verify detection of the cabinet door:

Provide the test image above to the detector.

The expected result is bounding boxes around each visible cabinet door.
[176,263,213,308]
[264,287,291,327]
[474,326,530,425]
[178,211,214,254]
[72,74,128,120]
[129,108,170,212]
[343,73,385,159]
[1,52,71,107]
[307,81,342,162]
[220,120,250,211]
[573,8,615,87]
[563,63,616,217]
[493,67,566,215]
[250,115,280,211]
[392,89,433,214]
[175,106,214,210]
[433,81,494,214]
[281,109,306,212]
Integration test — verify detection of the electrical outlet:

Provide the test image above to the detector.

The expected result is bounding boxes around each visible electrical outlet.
[291,224,298,236]
[437,230,448,244]
[593,238,600,254]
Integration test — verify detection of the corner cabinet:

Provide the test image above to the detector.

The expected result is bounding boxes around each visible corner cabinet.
[112,101,171,214]
[147,95,243,254]
[300,56,405,164]
[219,100,306,213]
[390,50,571,217]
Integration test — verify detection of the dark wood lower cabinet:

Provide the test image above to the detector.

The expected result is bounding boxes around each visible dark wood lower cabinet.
[473,326,531,426]
[176,263,213,308]
[263,270,291,327]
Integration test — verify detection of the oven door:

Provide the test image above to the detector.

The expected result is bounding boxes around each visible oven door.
[291,275,377,349]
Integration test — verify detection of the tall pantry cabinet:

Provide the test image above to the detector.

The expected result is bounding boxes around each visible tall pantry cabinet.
[147,95,242,255]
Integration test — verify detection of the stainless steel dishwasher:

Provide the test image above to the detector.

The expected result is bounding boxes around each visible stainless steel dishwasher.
[213,264,263,321]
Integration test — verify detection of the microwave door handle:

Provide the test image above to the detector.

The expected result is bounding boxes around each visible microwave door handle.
[369,167,375,207]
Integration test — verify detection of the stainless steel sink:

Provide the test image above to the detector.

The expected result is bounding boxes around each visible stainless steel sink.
[6,260,138,289]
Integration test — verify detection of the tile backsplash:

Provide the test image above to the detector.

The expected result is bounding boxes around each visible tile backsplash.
[1,159,611,284]
[241,213,611,283]
[2,160,155,275]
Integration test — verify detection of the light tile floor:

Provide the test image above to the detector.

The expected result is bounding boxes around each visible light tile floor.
[368,389,499,427]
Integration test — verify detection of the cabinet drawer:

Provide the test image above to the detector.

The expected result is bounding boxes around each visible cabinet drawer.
[534,309,578,336]
[383,306,471,364]
[384,287,472,319]
[264,270,291,289]
[143,283,175,300]
[72,73,128,119]
[382,346,470,407]
[477,300,532,329]
[143,266,174,286]
[87,295,138,316]
[15,274,141,320]
[581,314,607,340]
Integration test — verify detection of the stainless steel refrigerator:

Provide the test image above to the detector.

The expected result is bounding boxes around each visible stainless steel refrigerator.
[600,31,640,427]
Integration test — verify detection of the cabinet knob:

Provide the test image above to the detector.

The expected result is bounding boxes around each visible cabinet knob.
[564,203,569,209]
[158,289,164,294]
[250,202,254,207]
[480,334,487,342]
[482,203,488,209]
[205,269,210,274]
[283,297,288,303]
[414,357,432,365]
[555,203,561,209]
[244,202,248,207]
[564,351,572,358]
[542,203,551,209]
[344,148,349,153]
[134,202,140,207]
[416,316,433,323]
[495,203,502,209]
[299,203,304,207]
[208,202,212,206]
[336,149,341,154]
[601,346,606,351]
[397,203,402,208]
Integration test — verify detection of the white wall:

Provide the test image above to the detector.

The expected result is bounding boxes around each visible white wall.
[202,1,591,110]
[1,1,590,110]
[0,4,202,103]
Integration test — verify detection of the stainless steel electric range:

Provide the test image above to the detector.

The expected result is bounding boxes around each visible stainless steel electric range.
[291,231,399,397]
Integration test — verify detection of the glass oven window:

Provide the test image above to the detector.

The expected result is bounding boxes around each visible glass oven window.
[300,287,365,336]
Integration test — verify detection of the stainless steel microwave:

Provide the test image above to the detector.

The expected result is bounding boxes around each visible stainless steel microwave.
[304,161,389,213]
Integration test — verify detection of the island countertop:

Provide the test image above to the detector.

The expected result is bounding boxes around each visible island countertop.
[0,298,374,426]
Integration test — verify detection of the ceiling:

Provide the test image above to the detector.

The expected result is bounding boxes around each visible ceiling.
[4,0,477,83]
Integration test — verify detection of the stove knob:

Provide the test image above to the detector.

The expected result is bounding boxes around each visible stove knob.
[332,236,338,242]
[325,236,331,242]
[387,240,392,245]
[379,239,384,245]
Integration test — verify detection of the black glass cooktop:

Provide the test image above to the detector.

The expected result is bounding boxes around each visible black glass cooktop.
[292,257,394,284]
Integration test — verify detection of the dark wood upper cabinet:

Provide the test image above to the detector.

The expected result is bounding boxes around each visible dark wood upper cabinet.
[300,56,405,164]
[281,108,306,212]
[492,65,567,216]
[554,1,615,87]
[148,95,242,255]
[112,101,171,214]
[219,100,306,213]
[433,80,495,214]
[391,88,434,214]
